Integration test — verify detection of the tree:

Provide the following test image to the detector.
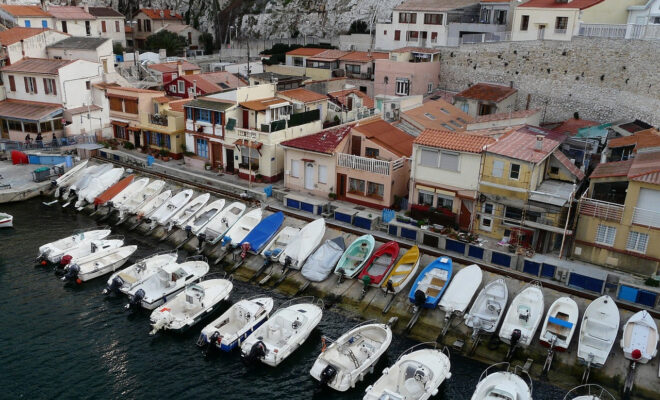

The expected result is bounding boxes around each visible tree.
[349,20,369,34]
[144,31,188,57]
[199,32,215,54]
[113,42,125,56]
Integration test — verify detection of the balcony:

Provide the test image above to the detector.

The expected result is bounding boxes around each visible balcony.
[632,207,660,229]
[579,197,624,223]
[186,120,215,135]
[554,28,567,35]
[149,113,169,126]
[337,153,405,176]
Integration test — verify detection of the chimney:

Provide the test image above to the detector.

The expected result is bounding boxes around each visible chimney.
[177,60,183,78]
[83,1,89,13]
[535,135,543,151]
[192,80,197,99]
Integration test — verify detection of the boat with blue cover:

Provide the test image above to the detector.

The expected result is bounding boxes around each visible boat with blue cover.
[408,256,453,309]
[334,234,375,282]
[238,212,284,256]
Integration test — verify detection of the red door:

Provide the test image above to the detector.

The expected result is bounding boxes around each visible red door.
[242,109,249,129]
[459,201,472,231]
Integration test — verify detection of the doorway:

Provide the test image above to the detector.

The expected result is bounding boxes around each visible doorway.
[211,143,222,169]
[304,162,314,190]
[538,25,546,40]
[133,131,140,147]
[351,136,361,156]
[225,148,234,173]
[242,110,249,129]
[459,200,472,230]
[336,173,347,199]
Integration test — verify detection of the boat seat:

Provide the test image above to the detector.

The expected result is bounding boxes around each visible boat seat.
[518,305,530,322]
[430,277,446,287]
[117,273,137,284]
[486,300,502,314]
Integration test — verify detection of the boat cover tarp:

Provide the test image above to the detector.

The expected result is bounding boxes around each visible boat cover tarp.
[302,237,345,282]
[240,211,284,252]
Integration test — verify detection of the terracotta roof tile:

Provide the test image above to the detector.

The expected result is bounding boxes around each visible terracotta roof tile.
[0,5,50,17]
[87,7,124,18]
[456,83,517,103]
[328,88,374,109]
[608,128,660,150]
[240,97,289,111]
[147,60,200,73]
[551,118,600,136]
[280,124,354,154]
[590,160,633,179]
[0,99,62,120]
[339,51,389,62]
[552,149,585,180]
[48,6,95,20]
[175,75,222,93]
[402,99,473,131]
[0,27,50,46]
[139,8,183,20]
[474,109,540,123]
[591,151,660,183]
[167,99,190,112]
[0,57,74,74]
[414,129,495,153]
[308,49,350,61]
[485,125,566,163]
[353,118,415,157]
[520,0,604,9]
[285,47,327,57]
[278,88,327,103]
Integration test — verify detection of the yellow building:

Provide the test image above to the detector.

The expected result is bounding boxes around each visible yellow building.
[476,125,584,254]
[137,97,187,157]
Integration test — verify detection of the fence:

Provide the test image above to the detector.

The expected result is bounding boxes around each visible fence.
[337,153,392,175]
[0,134,96,152]
[578,23,660,40]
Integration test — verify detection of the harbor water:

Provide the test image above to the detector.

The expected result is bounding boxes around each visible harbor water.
[0,199,566,399]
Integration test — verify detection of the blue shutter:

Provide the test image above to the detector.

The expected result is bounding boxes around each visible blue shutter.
[215,111,222,124]
[42,20,48,28]
[165,135,171,149]
[25,20,31,27]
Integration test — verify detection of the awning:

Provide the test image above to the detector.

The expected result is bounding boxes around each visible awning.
[111,120,129,127]
[127,126,140,131]
[0,99,63,121]
[523,220,573,235]
[234,139,262,150]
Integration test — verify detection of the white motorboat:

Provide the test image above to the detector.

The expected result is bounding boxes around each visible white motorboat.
[118,179,166,219]
[198,201,246,244]
[261,226,300,261]
[167,193,210,230]
[364,344,451,400]
[149,278,233,334]
[470,362,532,400]
[198,296,274,352]
[37,228,112,263]
[439,264,483,319]
[109,177,149,210]
[499,282,544,348]
[310,321,392,392]
[221,208,263,247]
[136,190,172,219]
[620,310,658,364]
[75,167,124,208]
[563,384,616,400]
[539,296,579,351]
[125,260,209,310]
[62,245,138,282]
[147,189,194,228]
[52,160,88,196]
[60,238,124,264]
[62,163,112,200]
[0,212,13,228]
[465,278,509,336]
[577,295,620,368]
[278,218,325,269]
[240,297,323,367]
[104,252,179,295]
[184,199,226,235]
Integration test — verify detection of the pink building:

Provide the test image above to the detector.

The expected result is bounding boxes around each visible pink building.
[374,47,442,97]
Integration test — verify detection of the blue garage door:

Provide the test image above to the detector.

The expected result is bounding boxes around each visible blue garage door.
[468,246,484,260]
[523,260,541,276]
[445,239,465,254]
[568,273,604,293]
[491,252,511,267]
[334,211,352,223]
[300,202,314,213]
[286,198,300,209]
[401,228,417,241]
[619,285,658,307]
[388,225,397,236]
[541,264,556,279]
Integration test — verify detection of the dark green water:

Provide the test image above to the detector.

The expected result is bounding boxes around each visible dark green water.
[0,198,566,399]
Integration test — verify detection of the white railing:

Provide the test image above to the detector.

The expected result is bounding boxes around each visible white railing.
[632,207,660,228]
[392,158,405,171]
[578,23,660,40]
[579,197,624,223]
[460,31,511,44]
[337,153,392,175]
[554,28,567,35]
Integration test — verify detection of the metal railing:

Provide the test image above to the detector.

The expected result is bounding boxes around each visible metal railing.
[460,31,511,44]
[337,153,394,176]
[579,197,624,223]
[632,207,660,228]
[554,28,568,35]
[578,23,660,40]
[149,114,169,127]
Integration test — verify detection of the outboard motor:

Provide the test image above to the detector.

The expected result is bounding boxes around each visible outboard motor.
[385,279,395,294]
[205,331,222,354]
[127,288,146,310]
[107,201,114,209]
[510,329,522,348]
[197,233,206,250]
[91,241,98,253]
[413,289,427,309]
[222,236,232,247]
[103,275,125,295]
[240,242,251,260]
[62,263,80,282]
[283,256,292,268]
[318,365,338,387]
[59,254,73,269]
[242,340,266,366]
[184,225,192,237]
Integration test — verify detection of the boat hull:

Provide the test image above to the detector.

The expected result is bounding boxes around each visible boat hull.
[408,257,453,309]
[357,241,399,287]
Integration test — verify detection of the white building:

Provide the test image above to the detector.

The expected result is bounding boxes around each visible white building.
[46,5,98,38]
[0,27,69,65]
[626,0,660,39]
[0,4,54,29]
[88,6,126,47]
[47,37,115,74]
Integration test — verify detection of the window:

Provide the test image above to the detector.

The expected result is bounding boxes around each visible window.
[85,81,91,90]
[24,77,37,94]
[145,20,152,32]
[124,99,138,114]
[395,78,410,95]
[196,138,208,158]
[169,84,176,92]
[196,109,211,122]
[61,21,68,33]
[40,121,52,133]
[346,64,361,74]
[441,123,455,131]
[292,57,303,67]
[418,190,434,206]
[7,120,22,131]
[504,206,523,222]
[399,12,417,24]
[480,8,490,24]
[509,163,520,180]
[365,147,379,158]
[626,231,649,254]
[349,178,365,194]
[439,151,459,172]
[550,166,559,175]
[42,20,48,28]
[555,17,568,31]
[595,225,616,246]
[478,103,494,115]
[23,122,38,133]
[109,97,123,112]
[495,10,507,25]
[290,159,300,178]
[24,20,31,27]
[480,202,495,231]
[178,80,185,94]
[427,83,433,93]
[424,112,436,120]
[8,75,15,92]
[653,17,660,24]
[101,21,107,32]
[492,160,504,178]
[520,15,529,31]
[137,19,142,32]
[318,165,327,184]
[437,195,453,209]
[459,102,469,113]
[85,21,91,36]
[431,32,438,42]
[394,30,401,41]
[43,78,56,95]
[114,125,126,139]
[116,21,120,32]
[406,31,419,41]
[424,13,443,25]
[367,182,384,199]
[420,149,438,167]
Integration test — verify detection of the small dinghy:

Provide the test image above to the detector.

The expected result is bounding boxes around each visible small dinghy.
[240,297,323,367]
[278,218,326,269]
[148,189,194,227]
[104,252,179,295]
[261,226,300,262]
[301,237,346,282]
[499,282,544,348]
[237,211,284,254]
[75,167,124,208]
[93,174,134,206]
[0,212,13,228]
[563,384,616,400]
[109,177,149,210]
[125,260,210,310]
[61,238,124,264]
[136,190,171,219]
[62,245,138,283]
[539,296,579,351]
[168,193,210,230]
[184,199,226,235]
[381,245,421,294]
[465,278,509,336]
[37,228,112,263]
[334,234,375,281]
[62,163,112,200]
[439,264,483,319]
[311,321,392,391]
[221,208,263,247]
[118,179,165,219]
[357,241,400,288]
[620,310,658,364]
[149,278,233,334]
[470,362,532,400]
[408,256,453,310]
[52,160,88,196]
[364,343,451,400]
[199,201,246,245]
[198,296,274,352]
[577,295,619,368]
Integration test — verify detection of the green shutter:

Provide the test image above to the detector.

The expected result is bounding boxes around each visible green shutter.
[226,118,236,131]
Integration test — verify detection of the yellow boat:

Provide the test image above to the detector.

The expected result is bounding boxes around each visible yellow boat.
[381,245,421,294]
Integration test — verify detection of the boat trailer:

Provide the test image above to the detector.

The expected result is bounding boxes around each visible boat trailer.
[623,359,639,399]
[541,335,558,376]
[405,290,427,333]
[381,280,397,314]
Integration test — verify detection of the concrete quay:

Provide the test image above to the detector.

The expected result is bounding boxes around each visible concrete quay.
[0,162,52,204]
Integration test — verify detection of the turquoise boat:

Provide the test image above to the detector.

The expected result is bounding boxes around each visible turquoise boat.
[334,234,375,279]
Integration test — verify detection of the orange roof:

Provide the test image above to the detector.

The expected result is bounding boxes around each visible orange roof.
[590,160,633,179]
[0,57,74,74]
[520,0,604,9]
[353,118,414,157]
[308,49,350,61]
[285,47,327,57]
[278,88,326,103]
[455,83,517,103]
[0,27,50,46]
[339,51,389,62]
[168,99,191,112]
[176,74,223,93]
[591,151,660,184]
[148,60,200,73]
[0,99,62,120]
[607,129,660,150]
[402,99,473,132]
[328,88,374,109]
[414,129,495,153]
[47,6,95,20]
[139,8,183,20]
[0,4,50,17]
[240,97,289,111]
[553,150,585,180]
[485,125,566,164]
[551,118,599,136]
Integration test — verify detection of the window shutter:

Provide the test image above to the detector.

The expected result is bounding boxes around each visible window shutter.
[24,77,28,91]
[8,75,15,92]
[102,21,106,32]
[43,78,48,94]
[52,80,57,95]
[33,78,37,94]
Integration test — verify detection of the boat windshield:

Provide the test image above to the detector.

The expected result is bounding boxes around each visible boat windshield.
[486,388,515,400]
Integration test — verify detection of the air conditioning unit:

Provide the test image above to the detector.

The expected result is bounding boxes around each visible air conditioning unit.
[385,111,392,119]
[554,268,569,283]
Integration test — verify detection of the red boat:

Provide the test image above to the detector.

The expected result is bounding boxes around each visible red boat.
[357,241,400,287]
[94,175,134,205]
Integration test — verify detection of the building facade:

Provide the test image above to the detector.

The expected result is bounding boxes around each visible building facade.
[374,47,442,97]
[453,83,518,118]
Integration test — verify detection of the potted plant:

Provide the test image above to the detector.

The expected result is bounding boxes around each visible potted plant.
[255,173,263,183]
[159,149,170,161]
[328,192,337,200]
[205,162,211,170]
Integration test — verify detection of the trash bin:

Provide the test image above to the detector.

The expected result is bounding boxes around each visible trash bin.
[32,166,51,182]
[146,155,155,167]
[264,185,273,198]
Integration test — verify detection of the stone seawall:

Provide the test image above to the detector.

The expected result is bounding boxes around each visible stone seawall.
[437,38,660,126]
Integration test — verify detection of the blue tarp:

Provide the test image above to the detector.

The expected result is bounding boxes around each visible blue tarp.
[548,316,573,329]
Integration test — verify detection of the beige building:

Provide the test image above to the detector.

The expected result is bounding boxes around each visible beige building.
[132,8,185,49]
[0,28,69,66]
[453,83,517,118]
